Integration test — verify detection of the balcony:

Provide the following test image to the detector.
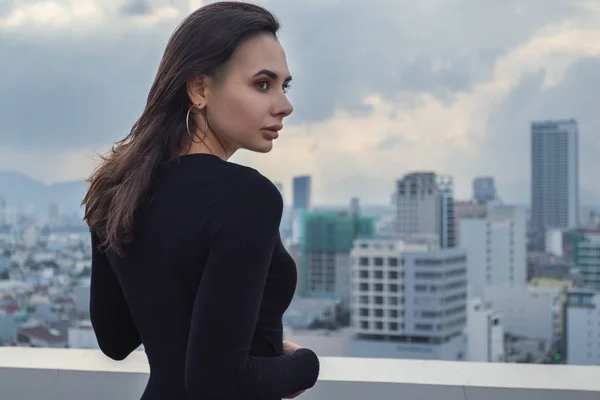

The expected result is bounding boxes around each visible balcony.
[1,347,600,399]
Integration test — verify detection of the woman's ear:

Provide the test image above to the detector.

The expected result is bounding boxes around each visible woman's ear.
[187,75,210,108]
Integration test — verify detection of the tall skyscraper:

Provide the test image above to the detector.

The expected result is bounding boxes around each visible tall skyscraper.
[531,119,579,249]
[293,176,311,211]
[395,172,455,248]
[473,177,498,204]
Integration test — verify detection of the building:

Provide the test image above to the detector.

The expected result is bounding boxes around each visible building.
[459,205,527,297]
[454,201,488,247]
[567,229,600,292]
[291,176,312,244]
[395,172,455,248]
[466,298,504,362]
[484,285,561,363]
[473,177,498,204]
[349,236,467,361]
[293,176,311,211]
[565,290,600,365]
[531,119,579,249]
[299,211,375,304]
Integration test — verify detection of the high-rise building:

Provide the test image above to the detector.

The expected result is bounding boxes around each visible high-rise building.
[299,211,375,305]
[349,236,467,361]
[473,177,498,204]
[291,176,311,244]
[293,176,311,212]
[395,172,455,248]
[459,205,527,297]
[349,197,360,216]
[531,119,579,249]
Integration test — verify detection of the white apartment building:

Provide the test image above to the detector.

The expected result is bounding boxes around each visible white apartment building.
[459,205,527,298]
[467,298,504,362]
[349,236,467,361]
[484,285,561,363]
[565,290,600,366]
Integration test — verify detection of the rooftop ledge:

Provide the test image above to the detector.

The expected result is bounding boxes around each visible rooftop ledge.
[1,347,600,400]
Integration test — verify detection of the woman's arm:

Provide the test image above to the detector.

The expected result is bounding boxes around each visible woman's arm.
[184,172,320,399]
[89,231,142,360]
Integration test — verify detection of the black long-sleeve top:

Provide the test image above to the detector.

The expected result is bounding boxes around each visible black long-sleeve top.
[89,153,320,400]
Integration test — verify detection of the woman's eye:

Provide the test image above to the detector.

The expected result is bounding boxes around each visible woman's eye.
[257,81,269,91]
[283,83,291,94]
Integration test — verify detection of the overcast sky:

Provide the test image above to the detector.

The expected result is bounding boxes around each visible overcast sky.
[1,0,599,204]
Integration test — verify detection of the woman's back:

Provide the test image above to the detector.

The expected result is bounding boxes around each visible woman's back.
[89,155,319,399]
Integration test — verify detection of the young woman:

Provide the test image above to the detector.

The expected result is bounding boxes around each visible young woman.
[81,2,320,399]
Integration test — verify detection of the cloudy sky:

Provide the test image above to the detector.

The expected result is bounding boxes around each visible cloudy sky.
[1,0,599,205]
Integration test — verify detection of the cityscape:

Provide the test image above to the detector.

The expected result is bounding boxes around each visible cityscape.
[0,118,598,368]
[2,0,600,398]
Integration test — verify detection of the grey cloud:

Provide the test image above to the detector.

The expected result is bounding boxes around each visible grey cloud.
[0,0,591,148]
[373,134,412,151]
[120,0,153,16]
[0,1,15,18]
[270,0,578,123]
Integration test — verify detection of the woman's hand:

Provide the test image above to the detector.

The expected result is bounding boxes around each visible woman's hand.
[282,340,307,398]
[283,389,306,398]
[282,340,303,355]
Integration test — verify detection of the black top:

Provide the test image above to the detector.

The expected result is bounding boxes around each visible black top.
[89,154,320,400]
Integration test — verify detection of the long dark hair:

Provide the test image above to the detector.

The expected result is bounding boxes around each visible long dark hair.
[82,2,280,256]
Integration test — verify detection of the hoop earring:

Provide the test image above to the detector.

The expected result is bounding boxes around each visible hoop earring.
[186,104,208,144]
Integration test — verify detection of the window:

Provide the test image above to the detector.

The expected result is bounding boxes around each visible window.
[374,271,383,279]
[374,257,384,266]
[389,271,398,279]
[375,283,383,292]
[359,257,369,266]
[375,309,383,317]
[388,257,398,267]
[360,270,369,278]
[360,308,369,316]
[374,296,383,305]
[389,322,398,330]
[360,283,369,291]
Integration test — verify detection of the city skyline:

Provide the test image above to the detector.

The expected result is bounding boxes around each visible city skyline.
[0,0,599,203]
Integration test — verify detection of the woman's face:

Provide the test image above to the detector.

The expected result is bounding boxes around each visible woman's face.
[194,32,294,155]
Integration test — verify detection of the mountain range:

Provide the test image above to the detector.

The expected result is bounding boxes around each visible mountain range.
[0,171,88,215]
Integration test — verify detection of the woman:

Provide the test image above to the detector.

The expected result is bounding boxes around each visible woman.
[81,2,320,399]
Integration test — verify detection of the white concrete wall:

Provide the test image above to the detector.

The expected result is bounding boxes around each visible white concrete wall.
[2,347,600,400]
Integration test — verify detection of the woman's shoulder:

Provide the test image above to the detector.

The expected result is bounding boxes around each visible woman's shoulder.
[226,164,282,208]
